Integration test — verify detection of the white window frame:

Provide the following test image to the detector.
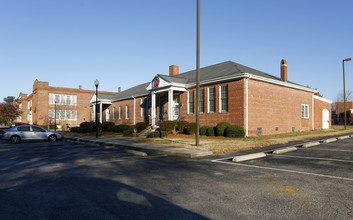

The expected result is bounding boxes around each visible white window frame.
[126,105,129,119]
[141,98,145,117]
[113,107,116,120]
[187,90,194,114]
[106,108,110,122]
[48,110,77,121]
[219,84,228,113]
[301,104,309,119]
[208,87,216,113]
[49,94,77,106]
[119,106,122,120]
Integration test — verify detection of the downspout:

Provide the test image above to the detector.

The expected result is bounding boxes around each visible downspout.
[245,74,252,137]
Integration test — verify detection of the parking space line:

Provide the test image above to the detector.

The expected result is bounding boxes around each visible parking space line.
[267,154,353,163]
[212,160,353,182]
[305,148,353,153]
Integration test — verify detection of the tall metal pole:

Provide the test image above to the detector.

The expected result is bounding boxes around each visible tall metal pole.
[54,100,56,131]
[95,79,99,138]
[343,60,347,130]
[195,0,200,146]
[343,58,352,129]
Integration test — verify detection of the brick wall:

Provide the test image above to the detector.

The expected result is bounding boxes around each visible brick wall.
[248,80,313,136]
[314,98,332,129]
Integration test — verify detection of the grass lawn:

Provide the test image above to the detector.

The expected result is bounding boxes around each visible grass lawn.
[64,126,353,155]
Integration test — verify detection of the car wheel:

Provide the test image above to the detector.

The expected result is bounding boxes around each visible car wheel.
[10,136,20,144]
[48,134,57,142]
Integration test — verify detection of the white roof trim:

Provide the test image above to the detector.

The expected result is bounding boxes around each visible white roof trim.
[314,95,332,104]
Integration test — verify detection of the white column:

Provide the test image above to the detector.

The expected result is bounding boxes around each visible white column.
[168,89,173,121]
[151,93,156,126]
[100,102,103,123]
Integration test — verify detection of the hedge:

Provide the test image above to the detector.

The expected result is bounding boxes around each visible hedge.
[176,121,189,133]
[184,122,196,135]
[69,127,80,132]
[135,122,148,132]
[200,126,209,135]
[112,124,131,133]
[123,128,135,137]
[159,121,177,133]
[102,122,115,131]
[147,131,167,138]
[225,125,245,138]
[216,122,231,136]
[206,127,215,136]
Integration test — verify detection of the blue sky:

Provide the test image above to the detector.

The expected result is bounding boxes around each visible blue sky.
[1,0,352,102]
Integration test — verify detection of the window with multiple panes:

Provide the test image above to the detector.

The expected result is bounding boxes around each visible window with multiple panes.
[188,90,194,114]
[141,98,146,117]
[106,108,110,121]
[147,97,151,116]
[113,107,116,120]
[199,88,204,113]
[126,105,129,119]
[49,94,77,105]
[301,104,309,119]
[49,110,77,121]
[220,85,228,112]
[119,106,122,120]
[208,87,216,113]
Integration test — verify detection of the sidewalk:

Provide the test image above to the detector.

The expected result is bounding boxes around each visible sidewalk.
[64,135,213,158]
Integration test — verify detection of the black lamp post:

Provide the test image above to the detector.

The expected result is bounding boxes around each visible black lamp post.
[343,58,352,129]
[195,0,200,146]
[54,99,57,131]
[95,79,99,138]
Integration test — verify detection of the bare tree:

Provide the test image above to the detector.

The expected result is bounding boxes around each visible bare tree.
[0,103,19,125]
[334,89,353,102]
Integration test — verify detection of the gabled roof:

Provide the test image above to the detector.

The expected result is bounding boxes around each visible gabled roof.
[110,82,150,102]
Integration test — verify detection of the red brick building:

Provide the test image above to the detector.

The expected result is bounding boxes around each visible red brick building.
[91,60,332,136]
[17,80,116,128]
[335,101,353,124]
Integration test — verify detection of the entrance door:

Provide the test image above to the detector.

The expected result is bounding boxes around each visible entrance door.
[322,109,329,129]
[173,95,180,121]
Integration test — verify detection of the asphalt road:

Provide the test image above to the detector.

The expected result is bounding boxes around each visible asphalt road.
[0,138,352,219]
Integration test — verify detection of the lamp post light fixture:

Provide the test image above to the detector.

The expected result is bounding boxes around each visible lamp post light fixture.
[343,58,352,130]
[95,79,99,138]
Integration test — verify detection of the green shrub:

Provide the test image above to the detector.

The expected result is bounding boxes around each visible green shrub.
[79,127,91,133]
[90,121,101,132]
[184,122,196,135]
[216,122,231,136]
[176,121,189,133]
[112,124,130,133]
[147,131,167,138]
[135,122,148,132]
[159,121,177,133]
[102,122,115,131]
[200,126,209,135]
[123,128,135,137]
[80,122,91,128]
[225,125,245,138]
[69,127,80,132]
[206,127,215,136]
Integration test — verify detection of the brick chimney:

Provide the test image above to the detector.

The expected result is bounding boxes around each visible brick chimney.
[169,65,179,76]
[79,85,82,89]
[118,87,121,92]
[281,59,288,82]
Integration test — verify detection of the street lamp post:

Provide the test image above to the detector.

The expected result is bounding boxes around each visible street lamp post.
[343,58,352,129]
[95,79,99,138]
[54,99,57,131]
[195,0,200,146]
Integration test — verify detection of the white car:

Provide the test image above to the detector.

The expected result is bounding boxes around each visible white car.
[0,125,64,144]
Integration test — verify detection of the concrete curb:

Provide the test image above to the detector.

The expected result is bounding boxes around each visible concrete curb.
[302,141,320,148]
[272,146,298,154]
[232,152,266,162]
[323,138,337,143]
[338,135,350,140]
[124,149,148,157]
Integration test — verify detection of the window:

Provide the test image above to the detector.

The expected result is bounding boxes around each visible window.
[126,105,129,119]
[27,102,30,109]
[49,94,77,106]
[48,110,77,121]
[147,97,151,116]
[220,85,228,112]
[188,90,194,114]
[17,126,30,131]
[301,104,309,119]
[141,98,146,117]
[208,87,216,113]
[199,88,204,113]
[32,126,45,132]
[119,107,122,120]
[113,107,116,120]
[106,108,110,121]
